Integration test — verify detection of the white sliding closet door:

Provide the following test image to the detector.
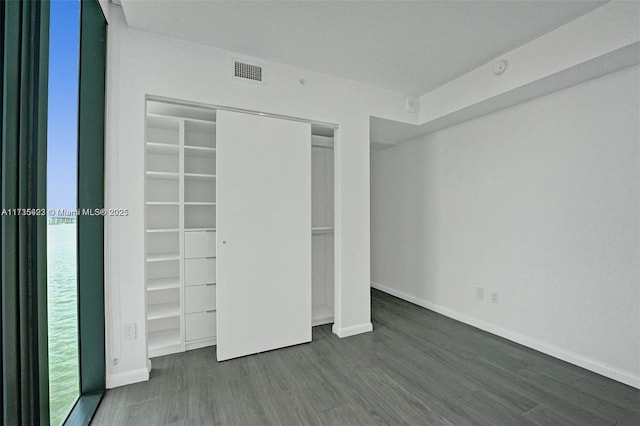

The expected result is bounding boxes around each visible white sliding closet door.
[216,110,312,361]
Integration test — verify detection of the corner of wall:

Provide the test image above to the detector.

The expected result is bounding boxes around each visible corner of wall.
[332,322,373,338]
[106,368,149,389]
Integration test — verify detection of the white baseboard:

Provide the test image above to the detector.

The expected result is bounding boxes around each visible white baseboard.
[106,367,149,389]
[371,281,640,389]
[333,322,373,338]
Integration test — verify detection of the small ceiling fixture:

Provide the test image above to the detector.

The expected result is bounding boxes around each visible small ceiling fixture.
[493,60,508,75]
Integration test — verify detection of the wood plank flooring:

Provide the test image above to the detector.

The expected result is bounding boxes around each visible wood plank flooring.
[92,289,639,425]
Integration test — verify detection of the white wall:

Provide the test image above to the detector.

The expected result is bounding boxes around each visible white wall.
[371,66,640,388]
[104,6,417,387]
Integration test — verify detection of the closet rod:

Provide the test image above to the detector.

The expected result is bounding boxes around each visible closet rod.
[146,95,339,130]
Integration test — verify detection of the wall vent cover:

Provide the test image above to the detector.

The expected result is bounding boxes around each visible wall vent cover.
[234,61,263,83]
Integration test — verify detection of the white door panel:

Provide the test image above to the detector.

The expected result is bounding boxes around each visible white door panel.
[216,110,311,361]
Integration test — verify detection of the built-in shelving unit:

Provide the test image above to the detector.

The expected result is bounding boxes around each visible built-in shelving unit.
[311,133,335,326]
[144,99,336,360]
[145,100,217,358]
[183,115,217,350]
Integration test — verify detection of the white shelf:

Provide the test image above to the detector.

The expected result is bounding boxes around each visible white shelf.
[147,112,216,125]
[184,227,216,232]
[146,201,179,206]
[184,173,216,180]
[146,142,179,154]
[184,116,217,125]
[148,342,182,359]
[147,277,180,291]
[312,226,334,235]
[147,252,180,262]
[146,113,180,125]
[311,135,334,149]
[146,171,179,180]
[311,144,335,150]
[184,202,216,206]
[147,302,180,320]
[185,337,217,351]
[146,115,180,146]
[185,146,216,153]
[146,228,180,233]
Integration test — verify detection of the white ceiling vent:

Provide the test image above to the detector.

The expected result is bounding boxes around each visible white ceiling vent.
[233,60,263,83]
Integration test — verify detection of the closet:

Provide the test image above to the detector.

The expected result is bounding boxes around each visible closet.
[144,101,217,358]
[144,100,335,361]
[311,128,335,326]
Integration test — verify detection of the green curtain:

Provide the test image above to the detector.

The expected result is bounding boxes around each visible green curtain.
[1,0,50,424]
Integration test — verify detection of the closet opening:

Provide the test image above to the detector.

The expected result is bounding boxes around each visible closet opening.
[143,97,338,363]
[311,124,335,327]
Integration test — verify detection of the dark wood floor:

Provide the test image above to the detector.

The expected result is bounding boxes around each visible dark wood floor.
[92,289,639,425]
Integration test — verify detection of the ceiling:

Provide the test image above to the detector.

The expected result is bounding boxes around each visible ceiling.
[120,0,606,96]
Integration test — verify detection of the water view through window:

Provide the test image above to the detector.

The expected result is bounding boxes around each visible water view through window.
[47,1,81,424]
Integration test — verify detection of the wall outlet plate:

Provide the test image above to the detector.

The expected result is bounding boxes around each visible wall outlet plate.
[123,323,137,340]
[491,291,500,304]
[476,287,485,301]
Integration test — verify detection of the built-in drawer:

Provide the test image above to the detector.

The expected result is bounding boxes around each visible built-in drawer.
[184,258,216,286]
[185,284,216,314]
[186,311,216,341]
[184,230,216,258]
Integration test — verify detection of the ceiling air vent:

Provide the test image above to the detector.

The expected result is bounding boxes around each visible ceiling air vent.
[234,60,263,83]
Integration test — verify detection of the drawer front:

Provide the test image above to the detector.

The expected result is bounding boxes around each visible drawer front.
[185,258,216,286]
[186,311,216,341]
[185,231,216,258]
[185,285,216,314]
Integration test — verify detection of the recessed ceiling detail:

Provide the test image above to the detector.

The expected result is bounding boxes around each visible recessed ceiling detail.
[120,1,604,96]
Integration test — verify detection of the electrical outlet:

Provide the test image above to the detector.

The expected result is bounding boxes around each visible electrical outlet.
[476,287,485,301]
[491,291,500,304]
[123,323,137,340]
